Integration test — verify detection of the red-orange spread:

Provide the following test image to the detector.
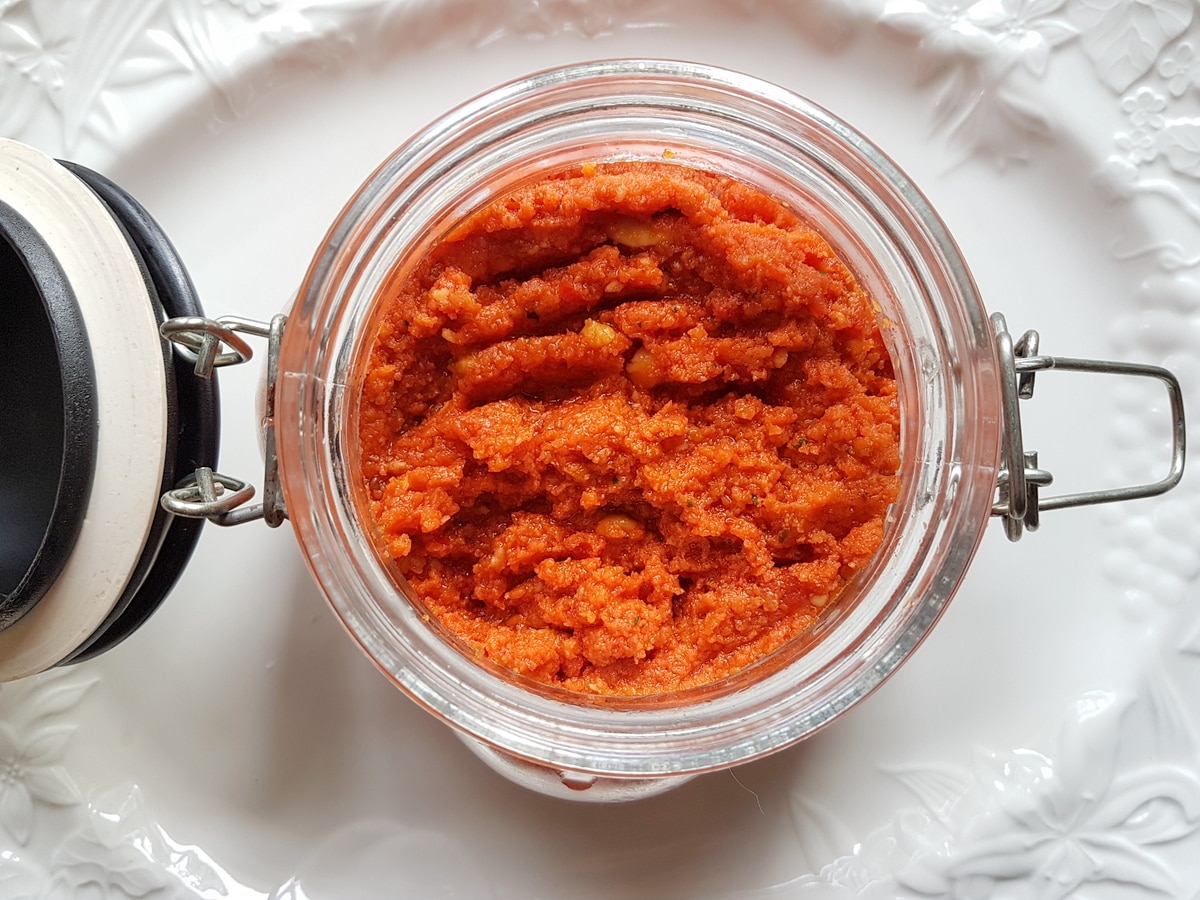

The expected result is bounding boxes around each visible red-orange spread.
[357,160,900,696]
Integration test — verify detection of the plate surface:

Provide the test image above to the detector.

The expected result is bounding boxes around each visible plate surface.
[1,0,1198,897]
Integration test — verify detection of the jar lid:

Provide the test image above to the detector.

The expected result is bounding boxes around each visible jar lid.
[0,139,218,679]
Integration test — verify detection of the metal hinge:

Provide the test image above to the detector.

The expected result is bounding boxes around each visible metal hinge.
[158,314,287,527]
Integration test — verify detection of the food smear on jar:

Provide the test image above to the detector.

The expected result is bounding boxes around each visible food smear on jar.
[357,160,900,696]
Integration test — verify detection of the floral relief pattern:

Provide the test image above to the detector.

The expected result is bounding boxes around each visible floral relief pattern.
[1095,80,1200,225]
[1071,0,1192,92]
[0,0,1192,165]
[1,0,1200,896]
[0,673,90,850]
[1071,0,1200,658]
[895,692,1200,899]
[0,724,80,848]
[1158,40,1200,97]
[773,679,1200,899]
[879,0,1076,160]
[50,787,231,899]
[0,674,237,899]
[0,0,1108,164]
[0,0,687,153]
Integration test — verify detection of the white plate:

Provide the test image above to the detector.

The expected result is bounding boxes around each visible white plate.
[2,0,1199,897]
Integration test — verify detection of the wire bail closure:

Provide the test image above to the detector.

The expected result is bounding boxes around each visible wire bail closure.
[158,314,287,527]
[991,312,1186,542]
[156,310,1186,539]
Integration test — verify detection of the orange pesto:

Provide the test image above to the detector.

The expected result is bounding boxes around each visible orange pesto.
[357,160,900,696]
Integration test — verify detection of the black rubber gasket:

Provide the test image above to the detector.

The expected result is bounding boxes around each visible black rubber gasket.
[58,163,219,664]
[0,201,98,631]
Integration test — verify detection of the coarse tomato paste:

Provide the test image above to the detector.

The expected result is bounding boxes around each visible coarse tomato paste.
[357,160,900,696]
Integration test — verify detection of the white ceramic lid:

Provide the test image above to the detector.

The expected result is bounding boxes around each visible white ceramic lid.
[0,139,169,680]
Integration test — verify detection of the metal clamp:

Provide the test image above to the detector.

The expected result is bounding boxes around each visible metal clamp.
[159,314,288,528]
[160,315,257,377]
[991,312,1186,541]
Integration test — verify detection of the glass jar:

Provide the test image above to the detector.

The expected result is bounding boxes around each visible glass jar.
[274,59,1007,800]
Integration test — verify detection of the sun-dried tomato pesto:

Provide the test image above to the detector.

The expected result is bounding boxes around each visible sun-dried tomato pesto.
[357,160,900,696]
